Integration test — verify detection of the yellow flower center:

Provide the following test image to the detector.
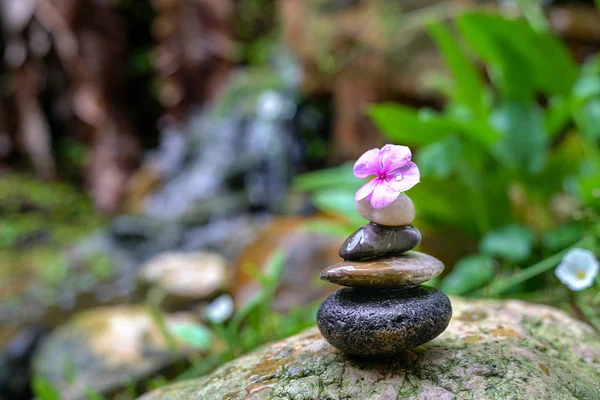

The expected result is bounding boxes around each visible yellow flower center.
[576,270,587,280]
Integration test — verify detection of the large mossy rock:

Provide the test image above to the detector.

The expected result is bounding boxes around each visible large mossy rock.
[140,298,600,400]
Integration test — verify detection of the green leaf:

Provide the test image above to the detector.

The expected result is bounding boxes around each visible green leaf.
[86,389,106,400]
[534,134,586,198]
[263,247,287,284]
[227,249,286,339]
[490,101,548,173]
[440,255,496,295]
[416,136,462,179]
[514,0,550,33]
[457,121,502,148]
[480,225,535,263]
[369,103,500,148]
[572,76,600,141]
[427,22,488,118]
[300,220,354,238]
[574,99,600,142]
[31,377,61,400]
[544,96,572,139]
[170,323,212,350]
[456,14,534,100]
[312,189,366,226]
[407,180,481,236]
[294,163,359,192]
[581,54,600,78]
[368,103,450,146]
[578,172,600,209]
[457,12,577,99]
[542,224,583,250]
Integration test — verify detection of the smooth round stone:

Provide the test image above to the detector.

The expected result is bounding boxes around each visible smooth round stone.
[356,193,415,227]
[317,286,452,358]
[339,223,421,260]
[321,251,443,289]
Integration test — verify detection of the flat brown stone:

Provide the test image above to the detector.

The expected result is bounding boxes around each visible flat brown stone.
[320,251,444,289]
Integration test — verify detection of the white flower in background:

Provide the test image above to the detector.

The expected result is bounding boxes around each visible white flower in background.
[555,248,599,291]
[204,294,234,324]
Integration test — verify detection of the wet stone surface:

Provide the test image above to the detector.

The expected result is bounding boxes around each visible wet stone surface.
[339,224,421,260]
[321,251,444,289]
[316,286,452,358]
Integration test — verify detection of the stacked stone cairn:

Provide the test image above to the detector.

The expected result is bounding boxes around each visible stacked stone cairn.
[317,194,452,358]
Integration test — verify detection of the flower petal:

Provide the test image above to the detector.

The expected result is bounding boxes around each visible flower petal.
[380,144,412,173]
[370,181,400,209]
[563,248,599,270]
[387,162,420,192]
[353,148,381,178]
[555,248,599,291]
[355,178,379,201]
[556,266,594,290]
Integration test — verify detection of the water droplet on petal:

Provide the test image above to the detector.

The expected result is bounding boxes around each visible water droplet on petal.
[395,174,403,181]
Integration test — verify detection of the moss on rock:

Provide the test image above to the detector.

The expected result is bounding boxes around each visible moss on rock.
[140,298,600,400]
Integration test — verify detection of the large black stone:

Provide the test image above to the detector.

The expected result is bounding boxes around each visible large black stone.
[339,224,421,261]
[316,286,452,358]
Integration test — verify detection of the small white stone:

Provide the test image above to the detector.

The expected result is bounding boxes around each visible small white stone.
[356,193,415,226]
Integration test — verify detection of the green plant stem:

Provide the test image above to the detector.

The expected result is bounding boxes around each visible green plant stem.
[147,304,179,354]
[515,0,550,33]
[488,236,595,296]
[575,295,600,333]
[595,275,600,303]
[146,288,179,354]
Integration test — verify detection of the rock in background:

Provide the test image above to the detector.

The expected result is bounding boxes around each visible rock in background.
[32,305,215,400]
[137,251,228,308]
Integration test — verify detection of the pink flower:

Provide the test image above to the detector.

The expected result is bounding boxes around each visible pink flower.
[353,144,420,209]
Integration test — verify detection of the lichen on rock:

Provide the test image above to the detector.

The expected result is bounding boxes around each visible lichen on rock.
[139,297,600,400]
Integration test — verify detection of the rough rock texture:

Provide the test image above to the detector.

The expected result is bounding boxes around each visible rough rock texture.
[321,251,444,289]
[317,286,451,357]
[139,298,600,400]
[339,224,421,260]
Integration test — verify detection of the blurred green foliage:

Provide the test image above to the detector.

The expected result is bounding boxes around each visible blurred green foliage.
[32,249,318,398]
[297,11,600,323]
[0,174,105,285]
[186,249,318,374]
[151,249,317,388]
